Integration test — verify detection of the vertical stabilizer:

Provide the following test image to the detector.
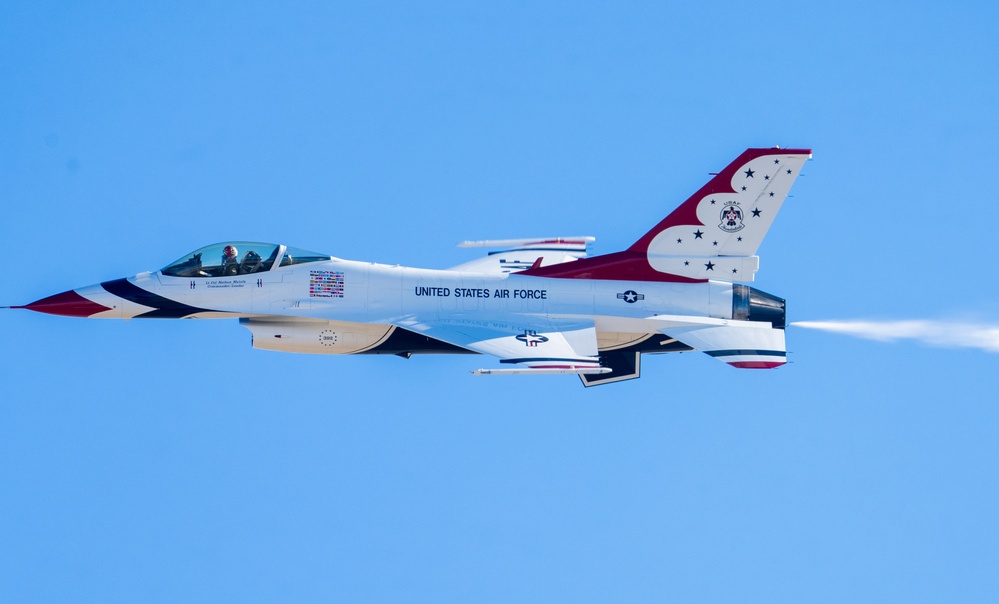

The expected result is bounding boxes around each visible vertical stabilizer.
[632,147,811,281]
[521,147,811,282]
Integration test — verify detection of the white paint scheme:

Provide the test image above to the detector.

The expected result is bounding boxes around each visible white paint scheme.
[112,260,746,367]
[22,147,809,384]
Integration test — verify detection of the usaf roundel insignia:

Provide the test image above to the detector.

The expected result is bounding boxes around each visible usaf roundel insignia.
[718,201,745,233]
[515,330,549,347]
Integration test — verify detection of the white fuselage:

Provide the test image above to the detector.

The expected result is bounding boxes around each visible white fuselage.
[90,258,735,332]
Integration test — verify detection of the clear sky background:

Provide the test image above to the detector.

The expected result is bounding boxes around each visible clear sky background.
[2,1,998,602]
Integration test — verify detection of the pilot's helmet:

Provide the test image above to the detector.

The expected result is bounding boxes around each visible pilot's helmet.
[223,245,238,260]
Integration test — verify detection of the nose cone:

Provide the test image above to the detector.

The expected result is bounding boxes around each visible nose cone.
[16,289,113,317]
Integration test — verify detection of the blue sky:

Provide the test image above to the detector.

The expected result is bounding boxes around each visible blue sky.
[2,1,998,601]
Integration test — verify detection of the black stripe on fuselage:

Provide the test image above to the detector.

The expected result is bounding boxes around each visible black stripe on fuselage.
[101,278,214,318]
[356,326,475,355]
[705,349,786,358]
[360,331,693,357]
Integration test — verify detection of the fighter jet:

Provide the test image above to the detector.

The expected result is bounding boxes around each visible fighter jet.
[10,147,810,386]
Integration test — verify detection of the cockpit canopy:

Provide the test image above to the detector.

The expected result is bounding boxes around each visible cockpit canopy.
[161,242,332,278]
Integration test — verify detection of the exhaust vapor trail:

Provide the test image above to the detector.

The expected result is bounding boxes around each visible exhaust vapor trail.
[792,320,999,353]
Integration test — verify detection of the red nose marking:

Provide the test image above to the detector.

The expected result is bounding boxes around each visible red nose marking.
[15,290,112,317]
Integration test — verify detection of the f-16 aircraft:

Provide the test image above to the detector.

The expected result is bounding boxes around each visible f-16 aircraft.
[10,147,810,386]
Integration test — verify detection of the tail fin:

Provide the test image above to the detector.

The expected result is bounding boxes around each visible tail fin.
[521,147,811,282]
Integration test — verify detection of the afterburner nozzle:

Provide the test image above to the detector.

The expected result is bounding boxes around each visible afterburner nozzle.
[732,285,786,329]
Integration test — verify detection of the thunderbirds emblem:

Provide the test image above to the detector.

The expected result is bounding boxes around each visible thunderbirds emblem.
[718,201,745,233]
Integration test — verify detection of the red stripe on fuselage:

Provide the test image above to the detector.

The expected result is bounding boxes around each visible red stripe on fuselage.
[518,250,705,282]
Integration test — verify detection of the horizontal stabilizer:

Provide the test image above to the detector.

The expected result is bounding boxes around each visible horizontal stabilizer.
[653,315,786,369]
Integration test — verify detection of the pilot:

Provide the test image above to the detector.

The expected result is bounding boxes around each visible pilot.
[221,245,239,276]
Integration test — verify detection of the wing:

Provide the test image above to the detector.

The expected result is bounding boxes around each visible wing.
[396,314,607,375]
[448,237,594,275]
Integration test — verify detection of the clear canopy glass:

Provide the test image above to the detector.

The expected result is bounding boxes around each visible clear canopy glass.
[161,242,331,278]
[279,246,335,267]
